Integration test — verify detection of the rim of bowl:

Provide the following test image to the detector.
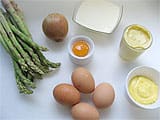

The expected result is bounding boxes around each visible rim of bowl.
[125,66,160,109]
[68,35,95,60]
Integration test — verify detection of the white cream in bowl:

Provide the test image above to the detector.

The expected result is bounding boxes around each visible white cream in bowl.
[73,0,123,33]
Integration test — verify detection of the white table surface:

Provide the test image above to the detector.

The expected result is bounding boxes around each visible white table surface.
[0,0,160,120]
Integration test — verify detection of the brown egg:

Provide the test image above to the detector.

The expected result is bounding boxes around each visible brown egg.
[71,67,95,94]
[71,102,99,120]
[53,83,80,106]
[92,83,115,108]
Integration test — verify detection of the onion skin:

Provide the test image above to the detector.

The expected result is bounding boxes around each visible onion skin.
[42,13,68,42]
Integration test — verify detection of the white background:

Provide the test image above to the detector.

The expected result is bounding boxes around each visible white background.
[0,0,160,120]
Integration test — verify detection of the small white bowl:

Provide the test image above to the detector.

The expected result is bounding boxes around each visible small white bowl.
[68,35,95,65]
[126,66,160,109]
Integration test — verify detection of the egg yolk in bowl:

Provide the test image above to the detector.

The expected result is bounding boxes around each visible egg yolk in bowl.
[72,40,89,57]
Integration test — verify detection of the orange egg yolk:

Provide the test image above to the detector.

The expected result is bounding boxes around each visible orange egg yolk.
[72,40,89,57]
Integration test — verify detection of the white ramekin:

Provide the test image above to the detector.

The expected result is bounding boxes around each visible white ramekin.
[68,35,95,65]
[126,66,160,109]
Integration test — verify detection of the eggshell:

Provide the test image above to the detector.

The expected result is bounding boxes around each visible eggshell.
[92,83,115,108]
[53,83,80,106]
[71,102,99,120]
[72,67,95,93]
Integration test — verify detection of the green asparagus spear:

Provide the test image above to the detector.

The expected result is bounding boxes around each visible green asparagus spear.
[9,0,31,38]
[0,0,61,95]
[0,11,44,75]
[17,37,50,73]
[2,8,60,69]
[0,22,28,72]
[7,19,48,51]
[7,20,60,68]
[46,60,61,68]
[9,0,24,21]
[2,0,29,36]
[18,39,42,65]
[7,12,18,27]
[0,33,10,53]
[0,18,44,79]
[26,73,33,81]
[13,61,36,89]
[5,11,51,79]
[4,12,51,73]
[0,34,34,93]
[15,73,33,94]
[0,1,47,51]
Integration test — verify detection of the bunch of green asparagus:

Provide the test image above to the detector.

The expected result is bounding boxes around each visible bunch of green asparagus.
[0,0,60,94]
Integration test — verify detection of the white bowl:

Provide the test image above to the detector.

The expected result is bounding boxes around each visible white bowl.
[68,35,95,65]
[72,0,123,34]
[126,66,160,109]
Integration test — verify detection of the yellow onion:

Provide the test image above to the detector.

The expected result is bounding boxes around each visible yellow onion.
[42,13,68,42]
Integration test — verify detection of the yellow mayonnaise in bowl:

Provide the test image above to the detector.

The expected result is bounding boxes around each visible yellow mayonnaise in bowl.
[126,66,160,109]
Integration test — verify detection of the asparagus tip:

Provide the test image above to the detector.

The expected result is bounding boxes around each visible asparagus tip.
[40,46,48,51]
[1,0,10,8]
